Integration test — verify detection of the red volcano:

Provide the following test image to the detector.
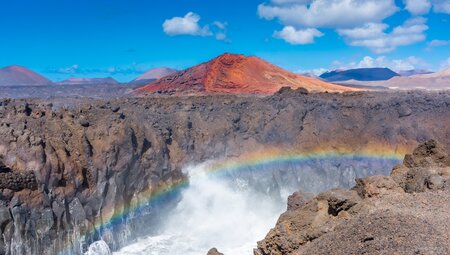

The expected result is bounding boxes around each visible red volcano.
[0,65,53,86]
[135,53,357,95]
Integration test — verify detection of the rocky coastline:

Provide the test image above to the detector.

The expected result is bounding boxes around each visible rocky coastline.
[254,139,450,255]
[0,90,449,254]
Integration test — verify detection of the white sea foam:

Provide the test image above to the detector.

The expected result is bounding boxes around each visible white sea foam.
[85,240,112,255]
[113,163,285,255]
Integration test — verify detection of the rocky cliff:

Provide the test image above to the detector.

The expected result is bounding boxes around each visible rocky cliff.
[0,90,449,254]
[254,140,450,255]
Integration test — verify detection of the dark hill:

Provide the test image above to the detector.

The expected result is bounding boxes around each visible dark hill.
[320,68,399,82]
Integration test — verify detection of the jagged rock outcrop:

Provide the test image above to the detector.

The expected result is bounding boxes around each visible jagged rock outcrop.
[0,91,449,254]
[392,139,450,192]
[207,248,224,255]
[287,192,313,211]
[255,140,450,255]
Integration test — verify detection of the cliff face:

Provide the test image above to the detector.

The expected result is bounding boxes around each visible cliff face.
[0,90,449,254]
[254,140,450,255]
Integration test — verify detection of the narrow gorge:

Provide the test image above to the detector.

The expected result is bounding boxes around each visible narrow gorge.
[0,90,449,254]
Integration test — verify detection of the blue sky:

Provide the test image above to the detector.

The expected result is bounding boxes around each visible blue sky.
[0,0,449,82]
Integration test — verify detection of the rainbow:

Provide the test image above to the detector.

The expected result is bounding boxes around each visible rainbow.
[59,144,409,254]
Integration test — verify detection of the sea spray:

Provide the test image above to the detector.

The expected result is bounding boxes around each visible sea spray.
[115,162,286,255]
[85,241,111,255]
[113,156,401,255]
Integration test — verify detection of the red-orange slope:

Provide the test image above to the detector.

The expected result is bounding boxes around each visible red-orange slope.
[135,53,358,95]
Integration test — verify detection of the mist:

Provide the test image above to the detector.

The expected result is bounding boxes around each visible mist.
[111,157,399,255]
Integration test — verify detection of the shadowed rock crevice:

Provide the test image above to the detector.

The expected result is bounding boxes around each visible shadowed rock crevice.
[0,171,37,191]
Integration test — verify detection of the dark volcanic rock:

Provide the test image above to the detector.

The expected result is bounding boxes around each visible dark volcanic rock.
[316,189,361,216]
[352,175,404,198]
[392,139,450,193]
[0,91,449,254]
[207,248,224,255]
[0,171,37,191]
[255,140,450,255]
[255,189,362,255]
[287,192,313,211]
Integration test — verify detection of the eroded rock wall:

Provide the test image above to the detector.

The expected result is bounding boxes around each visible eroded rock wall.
[0,91,448,254]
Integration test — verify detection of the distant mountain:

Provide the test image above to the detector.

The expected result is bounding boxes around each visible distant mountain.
[129,67,177,85]
[0,65,53,86]
[57,77,119,85]
[336,67,450,90]
[299,72,322,79]
[397,69,433,77]
[320,68,399,82]
[135,67,177,80]
[414,67,450,78]
[135,53,358,95]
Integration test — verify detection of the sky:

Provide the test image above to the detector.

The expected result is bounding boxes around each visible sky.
[0,0,449,82]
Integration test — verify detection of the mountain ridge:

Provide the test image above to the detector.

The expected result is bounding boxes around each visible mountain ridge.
[57,77,119,85]
[320,67,399,82]
[134,67,177,81]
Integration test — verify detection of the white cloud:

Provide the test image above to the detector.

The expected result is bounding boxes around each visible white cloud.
[56,64,79,74]
[273,26,323,44]
[49,64,151,75]
[270,0,310,4]
[426,39,450,50]
[257,0,434,52]
[163,12,229,42]
[441,57,450,69]
[297,55,429,77]
[296,68,329,76]
[333,55,428,71]
[337,23,387,39]
[404,0,431,15]
[163,12,212,36]
[258,0,398,29]
[212,22,230,42]
[215,32,227,41]
[432,0,450,14]
[428,40,450,47]
[337,17,428,53]
[213,21,226,30]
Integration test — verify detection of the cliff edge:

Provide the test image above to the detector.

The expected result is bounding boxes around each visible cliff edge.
[255,140,450,255]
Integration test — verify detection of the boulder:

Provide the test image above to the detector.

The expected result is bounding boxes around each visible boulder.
[207,248,224,255]
[316,188,361,216]
[353,176,403,198]
[255,197,337,255]
[391,140,450,193]
[287,191,314,211]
